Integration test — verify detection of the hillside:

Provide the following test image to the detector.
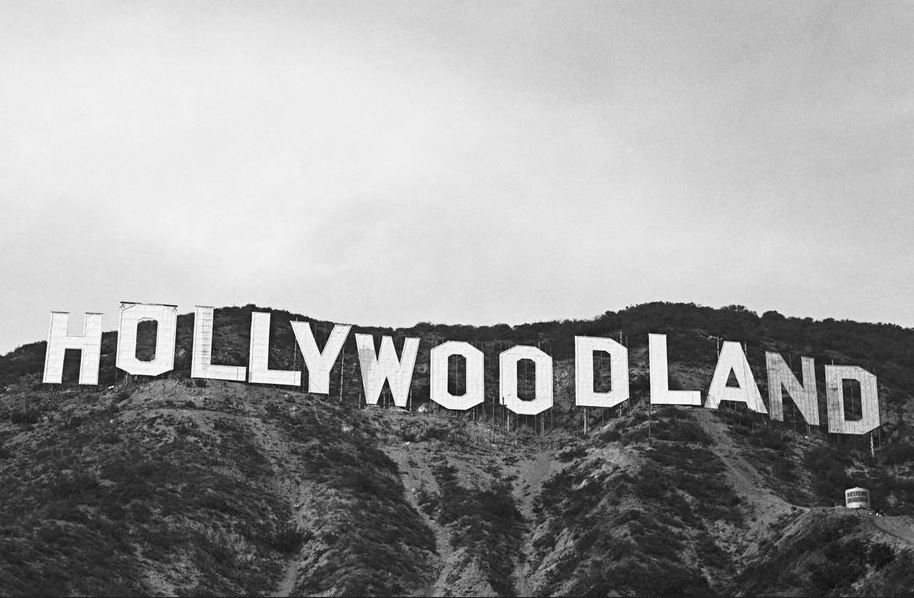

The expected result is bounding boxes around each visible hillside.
[1,302,914,596]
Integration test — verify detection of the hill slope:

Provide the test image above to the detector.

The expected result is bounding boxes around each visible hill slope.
[1,302,914,596]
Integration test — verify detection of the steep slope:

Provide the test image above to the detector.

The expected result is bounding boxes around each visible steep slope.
[738,508,914,595]
[694,408,798,558]
[0,380,437,596]
[2,302,914,596]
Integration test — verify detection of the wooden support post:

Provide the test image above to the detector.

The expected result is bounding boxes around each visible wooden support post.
[339,344,345,403]
[648,402,652,444]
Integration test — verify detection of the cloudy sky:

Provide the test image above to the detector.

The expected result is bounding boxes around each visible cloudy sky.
[1,1,912,353]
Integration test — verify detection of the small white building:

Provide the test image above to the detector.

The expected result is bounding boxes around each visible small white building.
[845,487,871,509]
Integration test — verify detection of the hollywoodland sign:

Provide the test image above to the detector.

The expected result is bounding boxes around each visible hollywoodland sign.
[41,303,880,435]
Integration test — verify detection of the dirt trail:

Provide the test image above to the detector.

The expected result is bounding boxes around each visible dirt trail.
[273,561,298,598]
[695,410,798,554]
[386,445,456,597]
[873,514,914,546]
[511,450,555,597]
[245,418,307,598]
[115,383,308,596]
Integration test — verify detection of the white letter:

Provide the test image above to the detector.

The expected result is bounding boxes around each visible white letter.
[825,366,880,435]
[116,302,177,377]
[248,311,301,386]
[291,321,351,394]
[42,312,103,385]
[500,345,553,416]
[430,341,484,411]
[706,341,766,413]
[766,353,819,426]
[575,336,629,408]
[191,306,246,382]
[356,334,419,407]
[648,333,701,406]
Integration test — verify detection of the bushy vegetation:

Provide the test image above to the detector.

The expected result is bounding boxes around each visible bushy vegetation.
[810,538,896,594]
[644,447,743,524]
[3,301,914,595]
[647,408,714,446]
[805,446,855,505]
[558,445,587,462]
[0,406,290,595]
[739,513,900,595]
[880,441,914,468]
[2,302,912,508]
[533,436,735,597]
[273,401,436,596]
[424,461,524,597]
[0,385,438,596]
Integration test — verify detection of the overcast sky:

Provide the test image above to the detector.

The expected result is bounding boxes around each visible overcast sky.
[1,1,913,353]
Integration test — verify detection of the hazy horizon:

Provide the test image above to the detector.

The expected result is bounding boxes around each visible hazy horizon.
[2,1,913,354]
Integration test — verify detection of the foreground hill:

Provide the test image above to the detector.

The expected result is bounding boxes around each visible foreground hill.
[1,302,913,595]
